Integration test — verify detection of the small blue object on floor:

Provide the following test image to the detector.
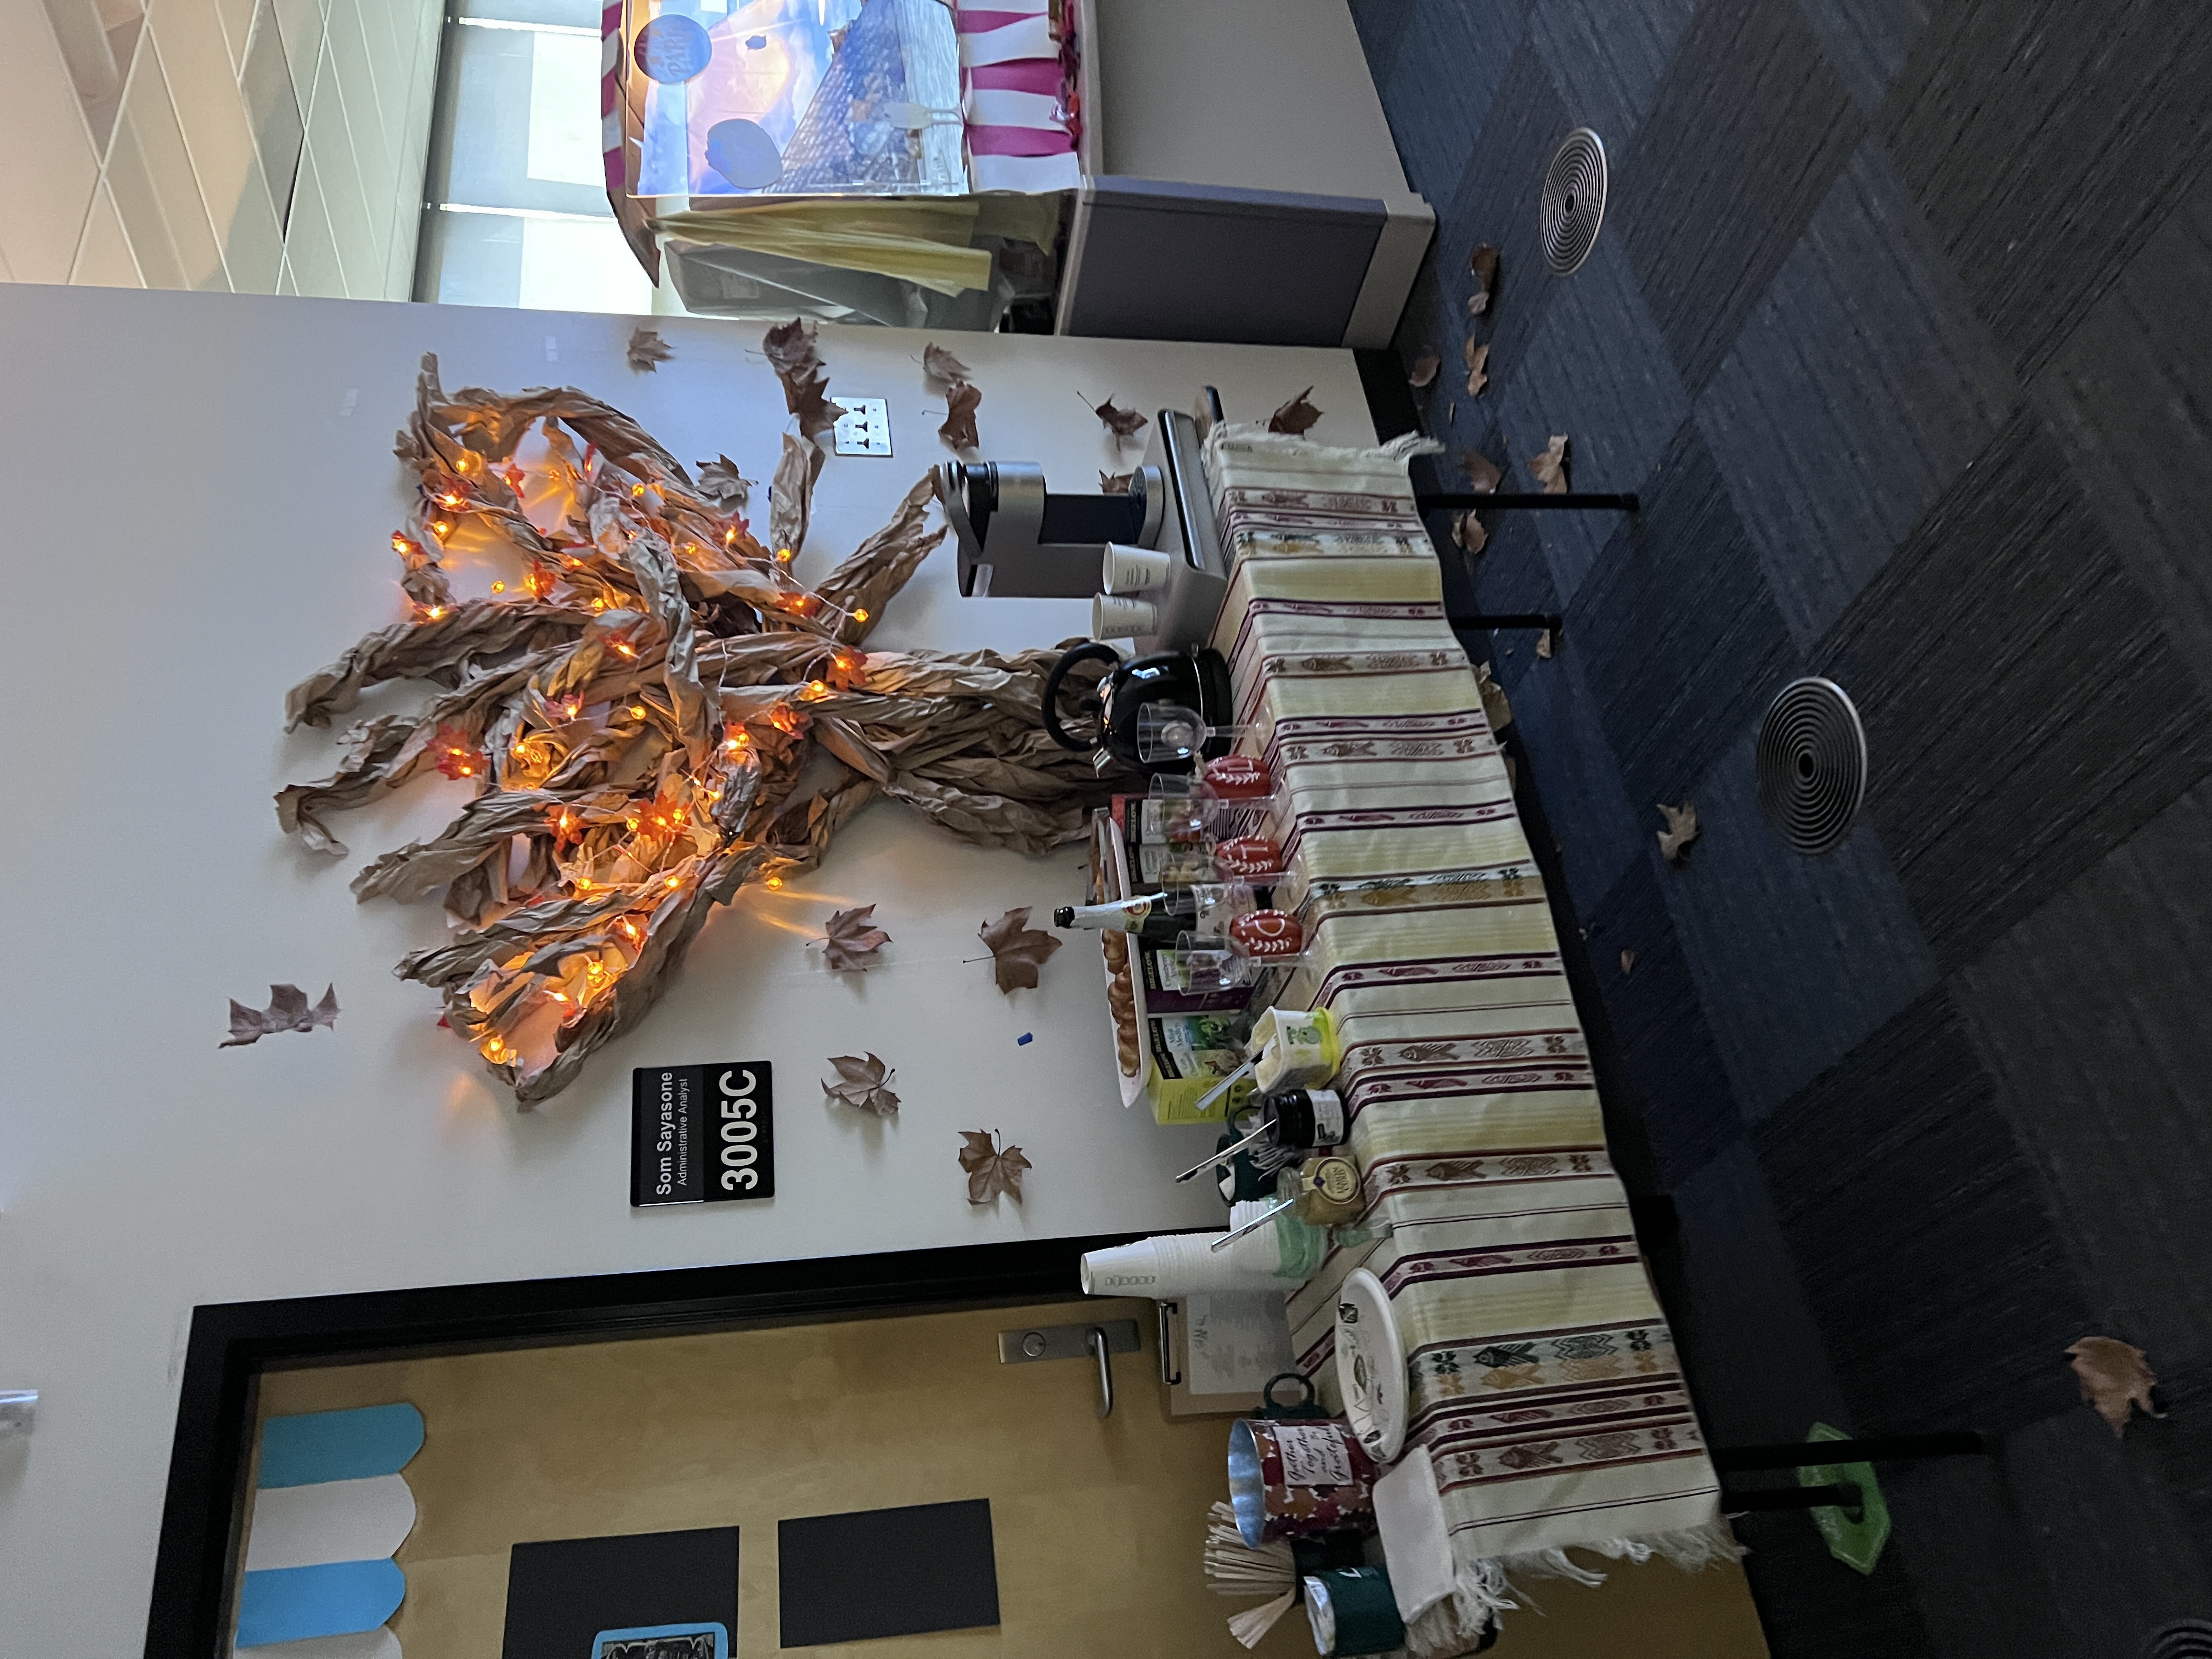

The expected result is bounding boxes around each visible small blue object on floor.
[1017,1032,1033,1045]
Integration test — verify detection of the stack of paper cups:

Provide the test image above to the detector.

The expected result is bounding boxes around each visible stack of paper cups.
[1081,1209,1286,1297]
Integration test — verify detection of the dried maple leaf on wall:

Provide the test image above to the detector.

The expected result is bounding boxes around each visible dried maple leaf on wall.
[922,342,972,387]
[1535,628,1554,660]
[822,1052,900,1116]
[223,983,339,1048]
[1409,350,1441,389]
[821,903,891,970]
[1657,801,1699,864]
[1088,395,1149,441]
[1267,388,1323,435]
[1468,244,1499,315]
[627,328,674,372]
[2068,1336,2163,1436]
[940,380,983,450]
[694,454,753,509]
[1451,511,1487,555]
[960,1128,1032,1203]
[763,317,839,440]
[979,906,1061,992]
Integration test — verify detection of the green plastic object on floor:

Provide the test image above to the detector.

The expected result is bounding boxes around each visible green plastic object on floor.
[1802,1421,1891,1575]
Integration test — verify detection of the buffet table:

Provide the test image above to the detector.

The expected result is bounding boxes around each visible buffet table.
[1199,424,1740,1637]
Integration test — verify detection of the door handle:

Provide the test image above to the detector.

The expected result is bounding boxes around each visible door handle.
[996,1318,1139,1422]
[1088,1327,1114,1419]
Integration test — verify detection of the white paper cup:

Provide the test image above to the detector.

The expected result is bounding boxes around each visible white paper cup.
[1092,592,1158,640]
[1101,543,1173,594]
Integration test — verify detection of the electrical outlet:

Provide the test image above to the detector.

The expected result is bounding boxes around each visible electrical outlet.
[832,397,891,456]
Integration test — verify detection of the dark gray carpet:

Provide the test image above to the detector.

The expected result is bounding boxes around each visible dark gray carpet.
[1352,0,2212,1651]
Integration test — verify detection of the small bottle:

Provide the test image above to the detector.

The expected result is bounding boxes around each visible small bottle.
[1054,894,1187,945]
[1262,1087,1346,1155]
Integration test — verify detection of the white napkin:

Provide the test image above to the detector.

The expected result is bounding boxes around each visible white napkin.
[1373,1449,1455,1623]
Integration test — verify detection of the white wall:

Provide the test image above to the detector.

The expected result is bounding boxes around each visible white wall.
[0,284,1373,1652]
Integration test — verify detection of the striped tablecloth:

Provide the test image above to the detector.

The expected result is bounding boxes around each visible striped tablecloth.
[1201,424,1740,1650]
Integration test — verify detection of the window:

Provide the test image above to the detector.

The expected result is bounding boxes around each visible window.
[415,1,659,312]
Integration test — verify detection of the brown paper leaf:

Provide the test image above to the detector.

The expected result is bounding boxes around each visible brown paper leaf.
[1619,949,1635,976]
[1409,350,1441,390]
[2068,1337,2163,1435]
[1459,450,1503,494]
[939,380,983,450]
[821,902,891,971]
[1530,434,1571,494]
[922,342,972,387]
[822,1051,900,1116]
[1469,244,1499,315]
[1535,628,1554,661]
[1657,800,1700,864]
[1089,395,1149,440]
[980,905,1061,992]
[768,432,826,559]
[222,983,339,1048]
[693,454,753,509]
[1100,470,1135,493]
[626,328,674,372]
[764,318,838,440]
[1464,340,1489,397]
[960,1128,1032,1203]
[1450,511,1488,555]
[1267,388,1323,435]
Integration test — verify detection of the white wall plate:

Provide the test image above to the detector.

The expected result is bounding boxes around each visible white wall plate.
[832,397,891,456]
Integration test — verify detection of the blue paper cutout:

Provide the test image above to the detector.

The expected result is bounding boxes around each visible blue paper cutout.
[258,1404,424,1489]
[236,1559,405,1647]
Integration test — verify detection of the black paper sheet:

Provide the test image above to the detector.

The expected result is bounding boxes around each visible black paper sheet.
[502,1526,739,1658]
[777,1499,998,1646]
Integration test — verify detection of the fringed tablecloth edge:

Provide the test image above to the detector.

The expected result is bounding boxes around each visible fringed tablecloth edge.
[1206,423,1446,468]
[1405,1516,1748,1657]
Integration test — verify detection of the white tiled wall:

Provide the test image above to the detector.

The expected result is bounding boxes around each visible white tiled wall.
[1,0,442,300]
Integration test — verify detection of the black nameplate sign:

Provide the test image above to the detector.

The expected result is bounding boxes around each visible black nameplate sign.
[630,1063,775,1206]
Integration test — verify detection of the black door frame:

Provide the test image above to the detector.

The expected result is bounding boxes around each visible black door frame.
[145,1232,1142,1659]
